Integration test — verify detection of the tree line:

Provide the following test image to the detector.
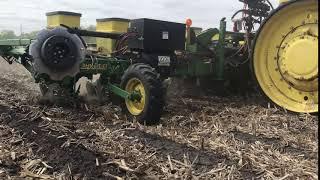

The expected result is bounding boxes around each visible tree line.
[0,30,39,39]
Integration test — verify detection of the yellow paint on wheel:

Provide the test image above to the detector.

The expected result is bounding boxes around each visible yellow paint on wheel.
[125,78,146,116]
[253,0,318,113]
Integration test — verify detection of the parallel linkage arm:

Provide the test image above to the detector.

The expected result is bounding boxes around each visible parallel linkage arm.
[0,39,34,73]
[105,82,142,102]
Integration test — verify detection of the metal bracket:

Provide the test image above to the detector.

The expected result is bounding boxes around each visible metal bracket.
[106,83,142,101]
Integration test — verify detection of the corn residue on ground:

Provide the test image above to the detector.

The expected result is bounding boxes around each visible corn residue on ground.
[0,59,318,179]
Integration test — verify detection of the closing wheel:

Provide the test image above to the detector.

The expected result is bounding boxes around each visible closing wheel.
[252,0,318,113]
[120,63,164,125]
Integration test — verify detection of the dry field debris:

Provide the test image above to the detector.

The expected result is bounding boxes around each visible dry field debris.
[0,59,318,179]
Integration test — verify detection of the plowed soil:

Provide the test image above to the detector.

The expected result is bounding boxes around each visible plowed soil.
[0,58,318,179]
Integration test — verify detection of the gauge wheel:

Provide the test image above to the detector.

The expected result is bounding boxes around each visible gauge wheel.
[120,63,164,125]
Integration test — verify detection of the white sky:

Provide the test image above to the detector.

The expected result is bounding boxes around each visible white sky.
[0,0,278,34]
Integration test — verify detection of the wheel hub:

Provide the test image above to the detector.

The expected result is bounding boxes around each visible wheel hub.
[125,78,146,116]
[41,35,77,71]
[280,35,318,81]
[278,26,318,92]
[252,0,318,113]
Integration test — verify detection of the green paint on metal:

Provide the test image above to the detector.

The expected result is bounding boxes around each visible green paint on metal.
[185,44,197,53]
[0,40,29,63]
[106,83,142,101]
[79,56,130,76]
[215,18,227,80]
[7,47,26,56]
[176,28,220,78]
[174,59,214,77]
[196,28,219,49]
[0,44,34,75]
[185,28,219,53]
[107,83,129,99]
[0,39,33,46]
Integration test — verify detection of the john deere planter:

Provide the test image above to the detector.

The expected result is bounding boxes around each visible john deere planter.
[0,0,318,125]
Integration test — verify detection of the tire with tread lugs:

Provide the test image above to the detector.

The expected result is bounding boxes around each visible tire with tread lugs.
[120,63,164,125]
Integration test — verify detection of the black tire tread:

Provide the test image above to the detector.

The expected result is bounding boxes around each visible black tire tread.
[120,63,164,125]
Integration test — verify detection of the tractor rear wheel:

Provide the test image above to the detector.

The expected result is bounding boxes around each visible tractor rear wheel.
[120,63,164,125]
[252,0,318,113]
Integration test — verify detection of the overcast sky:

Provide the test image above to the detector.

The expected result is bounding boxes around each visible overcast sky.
[0,0,278,34]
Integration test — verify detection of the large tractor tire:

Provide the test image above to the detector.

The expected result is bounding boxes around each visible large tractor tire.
[252,0,318,113]
[120,63,164,125]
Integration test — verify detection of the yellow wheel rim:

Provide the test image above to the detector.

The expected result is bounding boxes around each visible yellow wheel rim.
[253,0,318,113]
[125,78,146,116]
